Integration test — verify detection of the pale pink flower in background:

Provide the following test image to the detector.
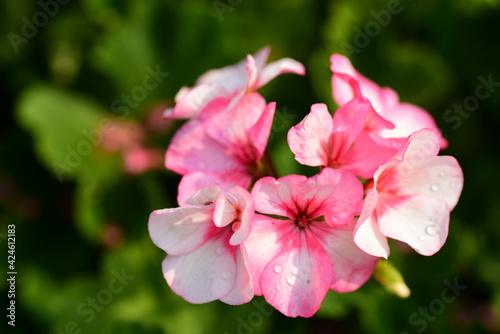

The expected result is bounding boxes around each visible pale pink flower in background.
[245,168,379,317]
[165,46,305,119]
[288,99,403,179]
[165,93,276,186]
[330,54,448,148]
[149,184,255,305]
[354,129,463,258]
[123,147,163,175]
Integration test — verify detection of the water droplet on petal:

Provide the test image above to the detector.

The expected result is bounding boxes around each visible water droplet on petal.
[419,234,426,241]
[215,246,225,255]
[208,271,215,279]
[222,270,232,280]
[430,184,440,192]
[426,224,439,235]
[274,181,280,186]
[450,182,456,188]
[285,273,297,286]
[273,265,282,274]
[439,171,445,177]
[276,283,282,291]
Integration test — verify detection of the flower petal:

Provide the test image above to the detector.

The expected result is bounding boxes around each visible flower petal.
[243,215,287,295]
[288,103,333,167]
[220,247,254,305]
[377,194,450,256]
[148,207,213,255]
[260,230,334,318]
[257,57,306,88]
[165,84,227,119]
[227,185,255,246]
[354,188,391,258]
[165,119,246,177]
[162,235,237,303]
[314,220,379,292]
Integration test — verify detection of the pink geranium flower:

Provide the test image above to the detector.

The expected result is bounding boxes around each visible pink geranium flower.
[288,99,403,178]
[165,93,276,187]
[149,184,255,305]
[166,46,305,119]
[330,54,448,148]
[354,129,463,258]
[245,168,379,317]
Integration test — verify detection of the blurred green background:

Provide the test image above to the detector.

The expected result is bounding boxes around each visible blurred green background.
[1,0,500,333]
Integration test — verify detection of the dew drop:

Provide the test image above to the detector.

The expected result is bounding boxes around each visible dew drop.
[208,271,215,279]
[215,246,225,255]
[274,181,280,186]
[276,283,282,291]
[439,171,445,177]
[430,184,440,192]
[426,224,439,235]
[418,234,426,241]
[273,265,282,274]
[450,182,456,188]
[222,270,232,280]
[285,273,297,286]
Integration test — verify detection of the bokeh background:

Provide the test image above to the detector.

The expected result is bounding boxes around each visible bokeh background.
[1,0,500,333]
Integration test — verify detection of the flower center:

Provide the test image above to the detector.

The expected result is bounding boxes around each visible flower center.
[295,213,310,229]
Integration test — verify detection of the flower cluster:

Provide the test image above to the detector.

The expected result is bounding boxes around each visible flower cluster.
[148,47,463,318]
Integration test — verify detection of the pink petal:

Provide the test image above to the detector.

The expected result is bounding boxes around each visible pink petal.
[196,57,248,94]
[248,101,276,160]
[328,98,372,162]
[243,215,285,295]
[260,229,334,318]
[201,93,269,162]
[342,131,403,179]
[214,191,239,228]
[257,57,306,88]
[304,168,364,227]
[287,103,333,167]
[387,156,464,210]
[165,84,227,119]
[226,185,255,246]
[165,119,246,176]
[354,188,390,258]
[177,172,251,206]
[313,220,379,292]
[376,194,450,256]
[184,184,221,207]
[162,235,237,303]
[378,103,448,148]
[148,207,213,255]
[251,175,306,218]
[220,247,254,305]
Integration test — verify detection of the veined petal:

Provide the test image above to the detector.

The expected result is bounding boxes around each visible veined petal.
[260,230,334,318]
[162,235,237,303]
[243,215,288,295]
[252,175,307,218]
[148,207,213,255]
